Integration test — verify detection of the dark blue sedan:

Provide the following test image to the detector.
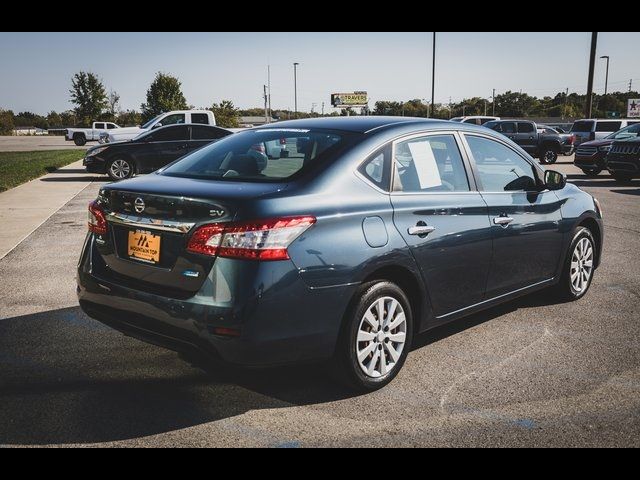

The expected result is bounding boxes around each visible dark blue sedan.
[77,117,604,391]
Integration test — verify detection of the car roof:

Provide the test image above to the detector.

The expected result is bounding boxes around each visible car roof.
[256,116,454,134]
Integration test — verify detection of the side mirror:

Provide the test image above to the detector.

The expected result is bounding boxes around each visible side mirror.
[544,169,566,190]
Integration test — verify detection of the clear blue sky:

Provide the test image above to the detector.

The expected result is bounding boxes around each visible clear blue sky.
[1,32,639,115]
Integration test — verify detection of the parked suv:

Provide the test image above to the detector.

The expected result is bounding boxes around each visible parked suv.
[483,120,570,163]
[570,119,640,146]
[605,137,640,182]
[574,123,640,176]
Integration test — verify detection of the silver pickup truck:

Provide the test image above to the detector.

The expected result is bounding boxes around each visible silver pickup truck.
[65,121,119,146]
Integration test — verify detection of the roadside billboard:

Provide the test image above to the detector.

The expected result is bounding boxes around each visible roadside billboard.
[628,99,640,118]
[331,92,368,108]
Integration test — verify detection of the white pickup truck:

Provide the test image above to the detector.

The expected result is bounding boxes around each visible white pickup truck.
[65,122,120,146]
[101,110,216,143]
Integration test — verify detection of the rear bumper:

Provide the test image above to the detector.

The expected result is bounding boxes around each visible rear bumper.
[77,235,355,367]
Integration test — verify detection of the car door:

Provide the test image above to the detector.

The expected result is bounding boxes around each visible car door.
[515,122,538,155]
[133,125,190,173]
[461,133,564,299]
[188,125,231,152]
[390,132,493,318]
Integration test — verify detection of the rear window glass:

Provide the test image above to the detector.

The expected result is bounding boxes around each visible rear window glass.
[571,121,594,133]
[595,121,622,132]
[161,128,355,182]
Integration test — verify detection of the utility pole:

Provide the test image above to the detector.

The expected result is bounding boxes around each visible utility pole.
[321,102,325,115]
[267,65,272,122]
[311,102,317,114]
[585,32,598,119]
[430,32,436,118]
[563,87,569,120]
[293,62,299,119]
[263,85,269,124]
[600,56,610,95]
[492,88,496,116]
[484,100,487,116]
[630,79,634,93]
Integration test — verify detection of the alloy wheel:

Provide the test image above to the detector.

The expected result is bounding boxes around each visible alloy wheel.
[109,160,131,179]
[570,237,594,294]
[356,296,407,378]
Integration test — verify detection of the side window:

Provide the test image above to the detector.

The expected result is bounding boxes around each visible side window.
[392,135,470,193]
[159,113,185,126]
[358,147,390,191]
[479,118,494,125]
[463,118,479,124]
[107,123,117,129]
[517,122,535,133]
[191,125,230,140]
[191,113,210,125]
[94,123,105,130]
[145,125,189,142]
[501,122,516,134]
[465,135,538,192]
[596,121,622,132]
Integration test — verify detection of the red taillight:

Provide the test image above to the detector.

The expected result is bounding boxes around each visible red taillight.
[88,200,107,235]
[212,327,241,337]
[568,135,575,145]
[187,216,316,261]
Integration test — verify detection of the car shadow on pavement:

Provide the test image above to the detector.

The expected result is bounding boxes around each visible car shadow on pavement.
[0,290,562,446]
[0,306,350,446]
[46,169,91,175]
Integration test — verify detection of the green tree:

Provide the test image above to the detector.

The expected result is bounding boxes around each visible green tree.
[141,72,188,121]
[0,109,15,135]
[211,100,240,128]
[69,71,108,127]
[46,111,63,128]
[117,110,143,127]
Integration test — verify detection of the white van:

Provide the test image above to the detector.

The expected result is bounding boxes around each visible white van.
[570,119,640,145]
[450,115,500,125]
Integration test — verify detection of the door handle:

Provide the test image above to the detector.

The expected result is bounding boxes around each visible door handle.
[408,225,436,236]
[493,216,514,226]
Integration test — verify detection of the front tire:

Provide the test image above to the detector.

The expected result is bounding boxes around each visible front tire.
[107,158,135,181]
[557,227,596,301]
[333,281,413,392]
[581,168,602,177]
[612,173,633,183]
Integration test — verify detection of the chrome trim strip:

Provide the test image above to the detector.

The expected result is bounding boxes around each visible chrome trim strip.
[435,278,555,320]
[106,212,196,234]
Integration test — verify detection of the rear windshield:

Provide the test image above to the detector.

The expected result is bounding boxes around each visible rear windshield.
[160,128,355,182]
[571,121,594,133]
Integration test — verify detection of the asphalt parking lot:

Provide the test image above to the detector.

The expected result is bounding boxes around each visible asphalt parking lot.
[0,154,638,447]
[0,136,87,152]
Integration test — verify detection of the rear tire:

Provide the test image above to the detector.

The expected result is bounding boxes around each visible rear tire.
[539,146,558,164]
[556,227,596,301]
[581,168,602,177]
[73,134,86,146]
[107,158,135,181]
[332,281,413,392]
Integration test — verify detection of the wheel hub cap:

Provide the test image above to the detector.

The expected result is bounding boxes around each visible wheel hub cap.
[356,296,407,379]
[570,237,594,294]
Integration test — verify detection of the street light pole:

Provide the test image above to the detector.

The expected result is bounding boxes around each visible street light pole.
[492,88,496,116]
[600,55,610,95]
[293,62,299,119]
[430,32,436,118]
[585,32,598,118]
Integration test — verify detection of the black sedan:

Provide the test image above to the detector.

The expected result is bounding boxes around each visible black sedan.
[83,124,233,181]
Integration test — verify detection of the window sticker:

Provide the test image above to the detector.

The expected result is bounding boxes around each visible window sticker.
[407,141,442,189]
